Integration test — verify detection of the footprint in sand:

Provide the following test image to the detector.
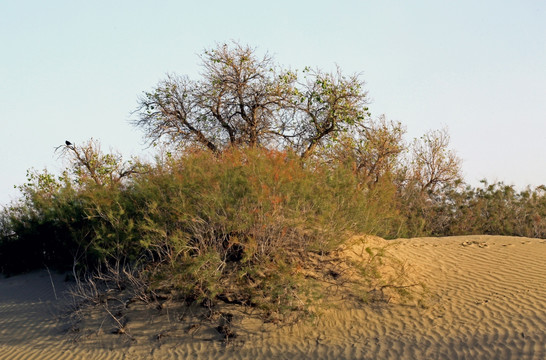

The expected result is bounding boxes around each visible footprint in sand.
[461,241,488,248]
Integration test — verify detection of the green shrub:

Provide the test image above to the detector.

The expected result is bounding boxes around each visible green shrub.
[0,170,83,273]
[4,137,544,321]
[129,148,373,313]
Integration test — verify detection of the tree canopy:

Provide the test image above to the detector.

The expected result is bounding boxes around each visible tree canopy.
[134,42,369,158]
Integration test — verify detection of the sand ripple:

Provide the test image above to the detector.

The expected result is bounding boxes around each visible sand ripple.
[0,235,545,359]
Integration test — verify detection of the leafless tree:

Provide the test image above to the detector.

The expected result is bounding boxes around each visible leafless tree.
[289,67,369,158]
[410,128,462,193]
[134,43,290,152]
[59,139,141,187]
[316,116,405,186]
[133,42,369,158]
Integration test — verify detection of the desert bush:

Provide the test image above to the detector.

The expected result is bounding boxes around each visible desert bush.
[0,170,83,273]
[0,141,145,274]
[4,42,546,330]
[441,181,546,238]
[2,143,388,317]
[127,147,374,314]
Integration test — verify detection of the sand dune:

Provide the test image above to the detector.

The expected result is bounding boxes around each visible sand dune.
[1,235,545,359]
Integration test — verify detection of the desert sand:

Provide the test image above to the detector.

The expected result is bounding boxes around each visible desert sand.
[1,235,545,359]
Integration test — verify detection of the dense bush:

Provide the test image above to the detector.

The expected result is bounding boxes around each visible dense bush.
[440,181,546,238]
[2,42,545,320]
[2,136,546,321]
[118,148,380,309]
[0,171,82,274]
[1,146,401,314]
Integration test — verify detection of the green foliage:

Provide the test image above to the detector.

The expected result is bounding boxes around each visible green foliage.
[0,143,144,274]
[439,181,546,238]
[0,144,377,316]
[0,169,81,274]
[128,148,373,313]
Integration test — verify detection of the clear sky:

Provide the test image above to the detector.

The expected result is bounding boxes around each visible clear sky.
[1,0,545,206]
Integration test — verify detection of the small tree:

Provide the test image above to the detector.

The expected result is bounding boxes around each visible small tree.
[389,128,463,236]
[60,139,141,187]
[134,42,369,157]
[289,67,369,158]
[317,116,405,186]
[410,128,462,193]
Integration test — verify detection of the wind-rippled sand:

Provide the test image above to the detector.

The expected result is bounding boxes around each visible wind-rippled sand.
[1,235,545,359]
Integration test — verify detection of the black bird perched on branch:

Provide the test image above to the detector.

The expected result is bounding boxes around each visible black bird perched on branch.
[65,140,72,146]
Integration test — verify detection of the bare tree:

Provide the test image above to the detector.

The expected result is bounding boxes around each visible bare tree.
[133,42,369,158]
[318,116,405,185]
[290,67,369,158]
[410,128,462,193]
[60,139,141,187]
[134,43,291,152]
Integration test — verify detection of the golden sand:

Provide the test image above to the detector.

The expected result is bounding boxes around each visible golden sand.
[1,235,545,359]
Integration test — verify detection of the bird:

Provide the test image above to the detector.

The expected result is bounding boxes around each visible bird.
[65,140,72,146]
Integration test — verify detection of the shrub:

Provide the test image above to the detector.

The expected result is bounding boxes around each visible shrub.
[0,170,83,274]
[130,147,372,313]
[0,142,144,274]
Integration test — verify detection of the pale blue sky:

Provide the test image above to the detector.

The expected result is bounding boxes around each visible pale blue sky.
[1,0,545,205]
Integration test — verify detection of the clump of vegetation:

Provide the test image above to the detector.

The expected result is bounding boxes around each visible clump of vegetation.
[131,147,375,313]
[427,180,546,238]
[1,42,545,328]
[0,140,407,318]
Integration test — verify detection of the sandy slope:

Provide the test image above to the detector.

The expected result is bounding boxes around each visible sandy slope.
[1,235,545,360]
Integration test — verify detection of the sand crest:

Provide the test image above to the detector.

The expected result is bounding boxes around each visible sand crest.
[1,235,545,359]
